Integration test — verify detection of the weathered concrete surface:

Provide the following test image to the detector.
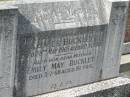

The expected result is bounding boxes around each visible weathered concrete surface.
[14,0,108,97]
[12,0,129,96]
[102,0,129,79]
[13,0,129,97]
[34,77,130,97]
[0,0,129,97]
[0,5,18,97]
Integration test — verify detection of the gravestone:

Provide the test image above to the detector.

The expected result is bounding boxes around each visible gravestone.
[15,0,108,96]
[0,0,129,97]
[13,0,129,97]
[0,4,17,97]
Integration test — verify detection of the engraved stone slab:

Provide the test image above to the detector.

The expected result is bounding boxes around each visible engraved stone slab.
[13,0,129,97]
[16,0,107,33]
[0,5,17,97]
[15,25,107,97]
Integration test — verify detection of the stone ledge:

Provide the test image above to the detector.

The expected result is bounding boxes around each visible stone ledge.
[34,77,130,97]
[121,54,130,65]
[0,5,17,10]
[122,42,130,54]
[120,54,130,73]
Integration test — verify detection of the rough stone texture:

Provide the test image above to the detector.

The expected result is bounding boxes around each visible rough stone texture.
[0,0,129,97]
[15,25,108,97]
[14,1,109,96]
[16,0,108,32]
[34,77,130,97]
[13,0,129,97]
[0,5,18,97]
[102,0,129,79]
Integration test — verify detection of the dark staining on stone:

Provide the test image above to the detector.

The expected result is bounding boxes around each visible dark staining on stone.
[99,69,103,80]
[13,11,108,95]
[14,34,35,97]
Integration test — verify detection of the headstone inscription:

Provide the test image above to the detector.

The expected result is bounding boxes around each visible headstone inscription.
[0,0,128,97]
[0,5,17,97]
[13,0,129,97]
[14,0,108,96]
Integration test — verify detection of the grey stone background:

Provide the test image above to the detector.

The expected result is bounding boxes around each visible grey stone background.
[0,0,129,97]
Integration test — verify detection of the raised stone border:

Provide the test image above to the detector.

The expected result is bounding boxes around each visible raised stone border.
[0,0,129,97]
[0,4,18,97]
[34,77,130,97]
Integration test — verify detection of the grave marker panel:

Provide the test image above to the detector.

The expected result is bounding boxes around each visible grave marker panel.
[15,25,107,96]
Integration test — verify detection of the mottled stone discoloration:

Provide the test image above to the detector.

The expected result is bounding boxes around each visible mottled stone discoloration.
[0,0,129,97]
[13,0,129,97]
[16,0,107,33]
[0,6,18,97]
[15,25,107,96]
[102,1,129,79]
